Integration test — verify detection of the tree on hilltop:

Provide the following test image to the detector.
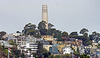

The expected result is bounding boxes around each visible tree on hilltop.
[80,28,88,35]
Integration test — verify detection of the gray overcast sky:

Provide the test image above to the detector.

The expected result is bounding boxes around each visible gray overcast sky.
[0,0,100,34]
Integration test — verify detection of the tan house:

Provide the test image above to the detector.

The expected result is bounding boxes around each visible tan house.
[43,45,52,51]
[57,41,64,45]
[57,44,66,53]
[41,35,57,41]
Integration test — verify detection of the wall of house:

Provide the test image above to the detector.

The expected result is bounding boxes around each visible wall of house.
[43,45,52,51]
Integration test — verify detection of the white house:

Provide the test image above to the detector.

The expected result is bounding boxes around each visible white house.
[13,33,21,36]
[63,45,72,54]
[0,40,13,47]
[92,40,98,46]
[25,42,38,53]
[17,36,38,54]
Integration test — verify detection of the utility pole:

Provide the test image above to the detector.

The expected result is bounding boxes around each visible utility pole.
[8,48,9,58]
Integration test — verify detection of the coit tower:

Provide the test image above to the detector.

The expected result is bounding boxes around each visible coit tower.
[42,5,48,29]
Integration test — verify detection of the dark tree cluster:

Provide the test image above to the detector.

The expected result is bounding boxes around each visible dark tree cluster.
[21,21,100,46]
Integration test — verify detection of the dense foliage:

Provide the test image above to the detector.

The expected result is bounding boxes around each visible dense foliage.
[21,21,100,46]
[0,45,23,58]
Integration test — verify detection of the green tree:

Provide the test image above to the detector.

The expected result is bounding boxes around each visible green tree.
[47,28,56,36]
[54,55,60,58]
[62,31,68,37]
[83,33,88,37]
[70,32,78,36]
[80,28,88,35]
[38,21,48,35]
[20,53,25,58]
[80,54,90,58]
[8,39,15,45]
[0,31,6,40]
[16,31,21,33]
[92,31,97,36]
[40,29,47,35]
[56,30,62,41]
[66,54,71,58]
[52,33,55,37]
[91,31,100,42]
[22,23,36,35]
[27,29,36,35]
[85,40,92,45]
[77,47,79,53]
[36,42,51,58]
[38,21,47,30]
[48,23,54,29]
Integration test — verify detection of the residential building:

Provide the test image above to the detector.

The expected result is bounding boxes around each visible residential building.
[0,40,13,48]
[75,39,83,46]
[79,46,85,55]
[49,44,59,54]
[57,44,66,53]
[92,40,98,46]
[57,41,64,45]
[15,35,38,55]
[41,35,56,41]
[14,36,26,45]
[62,45,72,54]
[13,33,21,36]
[71,45,78,52]
[43,45,52,51]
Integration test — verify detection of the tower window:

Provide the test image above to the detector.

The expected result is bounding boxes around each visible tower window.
[43,9,47,13]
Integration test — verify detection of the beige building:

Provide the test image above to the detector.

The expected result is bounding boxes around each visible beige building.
[42,5,48,29]
[43,45,52,51]
[41,35,55,41]
[57,44,66,53]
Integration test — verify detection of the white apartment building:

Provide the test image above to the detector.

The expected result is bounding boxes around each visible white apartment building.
[63,45,72,54]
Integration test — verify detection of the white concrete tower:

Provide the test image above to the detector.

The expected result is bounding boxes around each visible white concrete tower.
[42,5,48,29]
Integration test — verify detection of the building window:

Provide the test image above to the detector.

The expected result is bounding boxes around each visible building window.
[43,9,47,13]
